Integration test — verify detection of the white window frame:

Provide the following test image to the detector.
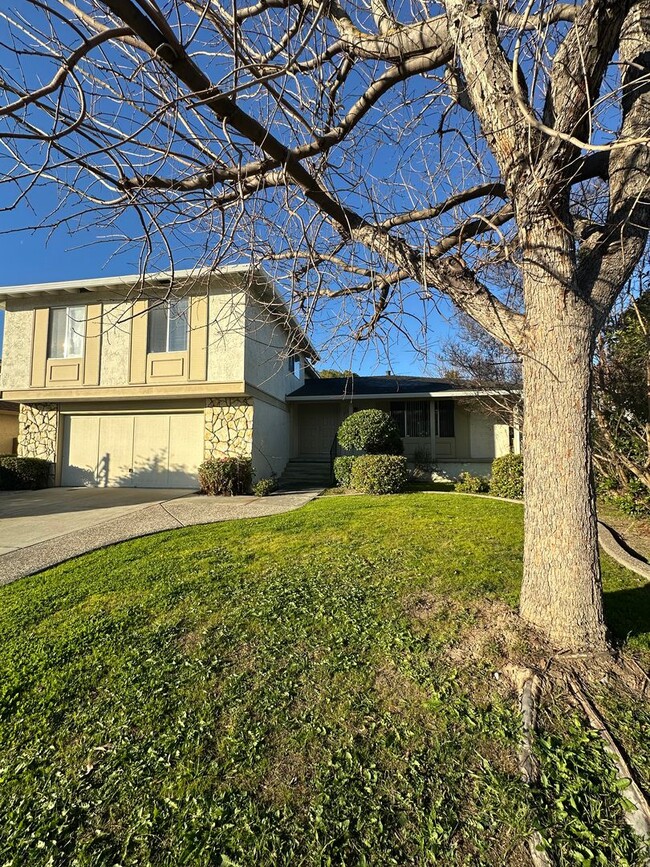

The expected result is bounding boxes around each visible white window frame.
[47,305,86,359]
[147,298,189,353]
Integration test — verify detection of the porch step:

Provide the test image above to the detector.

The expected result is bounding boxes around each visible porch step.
[279,457,332,487]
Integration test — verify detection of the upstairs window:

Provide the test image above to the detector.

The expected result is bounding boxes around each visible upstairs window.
[390,401,430,437]
[48,305,86,358]
[289,353,301,377]
[147,298,189,353]
[436,399,455,438]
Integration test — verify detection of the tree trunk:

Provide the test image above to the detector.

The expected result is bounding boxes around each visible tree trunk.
[519,294,607,650]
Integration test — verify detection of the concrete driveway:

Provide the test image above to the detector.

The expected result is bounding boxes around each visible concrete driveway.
[0,487,194,554]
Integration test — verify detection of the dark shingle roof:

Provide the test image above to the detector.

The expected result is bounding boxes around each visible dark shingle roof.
[288,375,467,399]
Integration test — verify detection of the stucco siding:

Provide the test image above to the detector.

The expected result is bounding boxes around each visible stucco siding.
[0,412,18,453]
[251,397,291,478]
[99,302,133,386]
[1,306,33,391]
[207,288,245,382]
[244,296,303,400]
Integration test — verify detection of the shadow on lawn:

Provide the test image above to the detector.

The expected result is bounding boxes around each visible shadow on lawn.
[605,583,650,645]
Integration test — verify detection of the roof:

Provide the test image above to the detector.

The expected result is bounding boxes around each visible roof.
[287,375,515,400]
[0,265,318,360]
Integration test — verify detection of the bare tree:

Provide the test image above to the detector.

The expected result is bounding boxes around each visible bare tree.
[0,0,649,651]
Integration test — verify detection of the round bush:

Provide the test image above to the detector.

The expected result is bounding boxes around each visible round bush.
[349,454,408,495]
[333,456,357,487]
[337,410,403,455]
[490,453,524,499]
[198,457,253,496]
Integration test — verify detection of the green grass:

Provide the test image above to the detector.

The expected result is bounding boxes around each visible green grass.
[0,494,648,866]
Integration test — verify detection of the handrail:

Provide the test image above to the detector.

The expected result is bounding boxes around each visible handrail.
[329,434,338,485]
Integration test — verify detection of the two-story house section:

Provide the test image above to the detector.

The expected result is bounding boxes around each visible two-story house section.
[0,267,317,488]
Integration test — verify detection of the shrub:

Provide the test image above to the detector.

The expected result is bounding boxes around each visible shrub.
[198,457,252,496]
[333,456,357,488]
[600,478,650,518]
[490,453,524,500]
[349,454,408,495]
[337,410,403,455]
[0,456,51,490]
[253,476,279,497]
[454,472,490,494]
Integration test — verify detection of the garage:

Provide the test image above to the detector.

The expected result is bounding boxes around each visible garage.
[61,411,204,488]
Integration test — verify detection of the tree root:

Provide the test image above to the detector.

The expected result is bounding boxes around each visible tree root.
[568,676,650,845]
[505,664,554,867]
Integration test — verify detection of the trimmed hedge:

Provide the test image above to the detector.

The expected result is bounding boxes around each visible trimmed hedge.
[455,472,489,494]
[337,410,403,455]
[333,456,357,488]
[349,454,408,495]
[0,456,51,490]
[490,453,524,500]
[198,457,253,496]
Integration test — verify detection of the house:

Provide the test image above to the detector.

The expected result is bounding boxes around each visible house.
[0,267,317,487]
[0,266,518,489]
[284,375,520,485]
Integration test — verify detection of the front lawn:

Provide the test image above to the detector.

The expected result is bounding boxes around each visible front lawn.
[1,493,649,866]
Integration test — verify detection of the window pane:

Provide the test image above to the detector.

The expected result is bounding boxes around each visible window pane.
[437,399,455,438]
[66,306,85,357]
[48,308,67,358]
[389,402,406,437]
[168,298,189,351]
[407,401,430,437]
[147,303,169,353]
[48,306,85,358]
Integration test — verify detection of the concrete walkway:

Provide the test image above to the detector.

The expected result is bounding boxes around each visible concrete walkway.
[0,487,322,587]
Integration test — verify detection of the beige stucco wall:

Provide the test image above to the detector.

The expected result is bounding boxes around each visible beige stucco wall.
[244,296,304,400]
[251,397,291,478]
[99,302,133,386]
[0,412,18,453]
[207,286,246,383]
[1,304,33,391]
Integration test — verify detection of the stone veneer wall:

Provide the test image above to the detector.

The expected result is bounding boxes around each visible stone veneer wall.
[18,403,59,482]
[204,398,254,459]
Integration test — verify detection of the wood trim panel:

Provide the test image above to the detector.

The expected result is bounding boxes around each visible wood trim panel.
[30,308,48,388]
[4,381,247,402]
[129,300,148,384]
[83,303,102,386]
[189,295,208,381]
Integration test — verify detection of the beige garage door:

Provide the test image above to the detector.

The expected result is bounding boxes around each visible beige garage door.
[61,412,204,488]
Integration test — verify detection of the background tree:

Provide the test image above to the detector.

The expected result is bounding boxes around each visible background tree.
[0,0,649,651]
[593,287,650,509]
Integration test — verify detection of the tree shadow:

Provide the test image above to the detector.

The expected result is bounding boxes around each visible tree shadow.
[604,584,650,646]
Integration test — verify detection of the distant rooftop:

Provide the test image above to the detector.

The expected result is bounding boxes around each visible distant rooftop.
[287,375,512,400]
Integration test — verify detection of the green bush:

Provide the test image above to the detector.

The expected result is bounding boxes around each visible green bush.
[600,478,650,518]
[333,456,357,487]
[490,453,524,500]
[454,472,489,494]
[0,456,51,490]
[198,457,253,496]
[253,476,279,497]
[337,410,403,455]
[349,454,408,495]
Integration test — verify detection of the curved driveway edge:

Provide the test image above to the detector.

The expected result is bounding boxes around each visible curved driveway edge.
[0,489,322,588]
